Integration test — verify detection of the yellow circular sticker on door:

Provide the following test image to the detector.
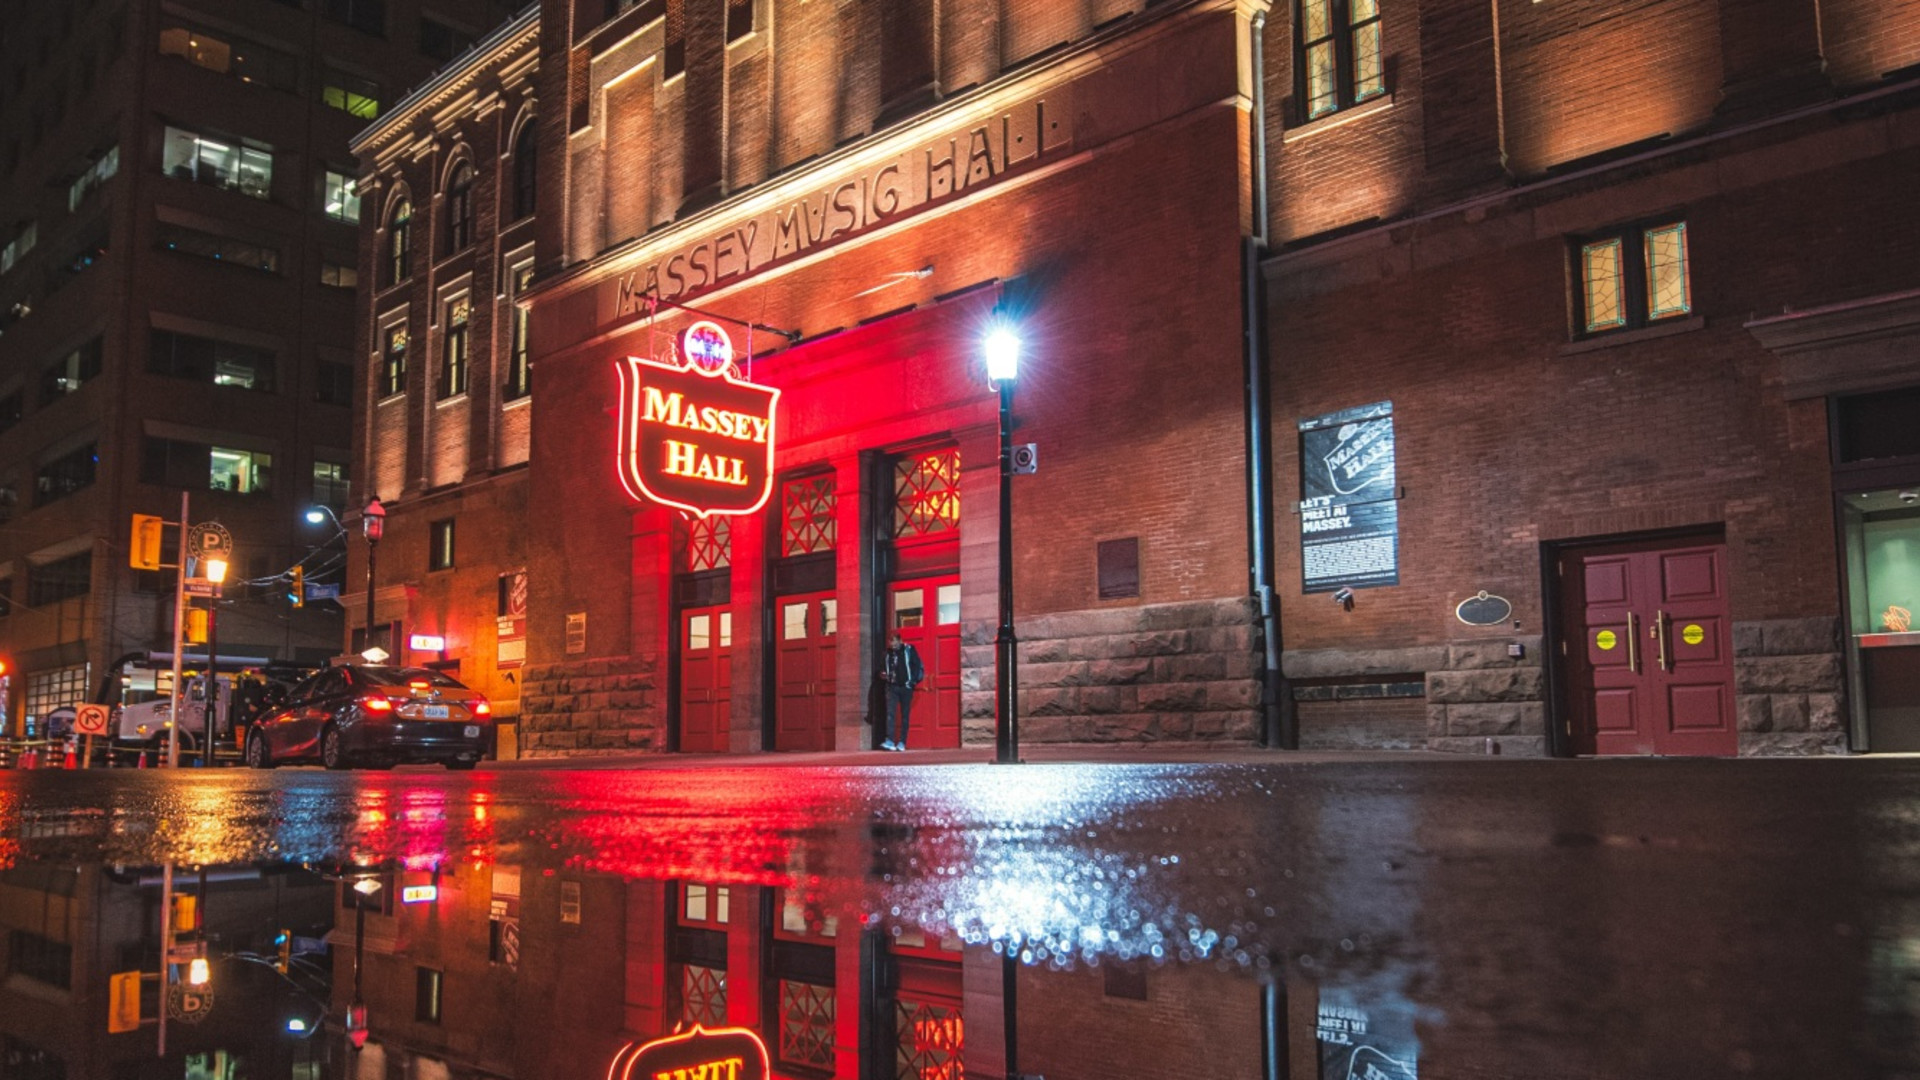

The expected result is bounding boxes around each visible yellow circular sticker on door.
[1596,630,1618,651]
[1682,623,1705,646]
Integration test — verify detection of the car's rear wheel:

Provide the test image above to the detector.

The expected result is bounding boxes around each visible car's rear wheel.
[244,729,275,769]
[321,726,351,770]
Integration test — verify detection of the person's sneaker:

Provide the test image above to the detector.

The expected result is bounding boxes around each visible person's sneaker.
[880,740,898,751]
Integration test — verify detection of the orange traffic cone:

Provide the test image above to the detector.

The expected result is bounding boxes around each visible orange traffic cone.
[62,745,76,770]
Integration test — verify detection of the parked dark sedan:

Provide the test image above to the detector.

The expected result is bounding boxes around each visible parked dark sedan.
[242,665,492,770]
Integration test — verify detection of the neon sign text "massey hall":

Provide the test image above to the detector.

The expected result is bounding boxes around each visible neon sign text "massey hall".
[616,323,779,518]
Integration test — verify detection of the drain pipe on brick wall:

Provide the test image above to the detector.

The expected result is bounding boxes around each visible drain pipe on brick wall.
[1244,11,1295,751]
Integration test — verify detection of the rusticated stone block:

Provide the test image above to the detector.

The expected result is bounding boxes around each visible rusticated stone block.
[1205,681,1260,710]
[1738,731,1845,756]
[1769,694,1810,732]
[1809,693,1843,731]
[1446,638,1543,670]
[1126,630,1191,657]
[1427,735,1547,757]
[1732,624,1766,657]
[1161,653,1227,682]
[1019,661,1079,687]
[1088,658,1153,685]
[1735,654,1841,694]
[961,691,995,719]
[1426,667,1544,704]
[1021,638,1072,663]
[1137,683,1207,710]
[1079,686,1126,714]
[1737,694,1772,733]
[1759,617,1839,656]
[1446,702,1543,736]
[1283,646,1446,679]
[1022,716,1075,742]
[1427,705,1449,736]
[1023,688,1077,716]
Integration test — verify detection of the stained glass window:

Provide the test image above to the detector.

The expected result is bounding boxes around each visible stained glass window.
[440,296,470,399]
[893,450,960,539]
[782,474,836,556]
[1576,220,1691,336]
[1580,238,1625,333]
[778,980,835,1072]
[387,200,411,284]
[679,513,731,573]
[895,999,963,1080]
[1351,0,1384,102]
[1644,222,1691,321]
[383,322,408,397]
[1297,0,1382,121]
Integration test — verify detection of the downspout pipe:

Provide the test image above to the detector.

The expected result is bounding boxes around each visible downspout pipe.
[1245,12,1295,749]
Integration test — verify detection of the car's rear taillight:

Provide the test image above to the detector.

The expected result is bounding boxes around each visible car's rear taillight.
[363,695,394,713]
[472,700,491,718]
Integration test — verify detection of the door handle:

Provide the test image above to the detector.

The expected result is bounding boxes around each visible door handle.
[1654,609,1669,673]
[1626,612,1639,674]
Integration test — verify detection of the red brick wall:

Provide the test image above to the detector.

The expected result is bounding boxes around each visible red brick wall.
[1498,0,1723,176]
[1824,0,1920,87]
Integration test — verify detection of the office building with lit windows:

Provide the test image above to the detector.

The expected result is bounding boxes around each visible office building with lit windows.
[0,0,520,733]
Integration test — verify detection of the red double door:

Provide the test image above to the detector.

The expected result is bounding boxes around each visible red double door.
[1563,537,1736,756]
[679,605,732,753]
[775,591,838,752]
[887,576,962,749]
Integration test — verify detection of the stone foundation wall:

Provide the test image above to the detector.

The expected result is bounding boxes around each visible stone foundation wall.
[519,657,666,757]
[1284,640,1550,756]
[1734,617,1846,755]
[960,597,1262,743]
[1425,638,1548,757]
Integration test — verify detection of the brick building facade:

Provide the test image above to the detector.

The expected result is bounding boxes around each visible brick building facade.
[1262,0,1920,755]
[351,0,1920,760]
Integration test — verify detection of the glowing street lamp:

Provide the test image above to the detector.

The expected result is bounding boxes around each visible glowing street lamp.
[186,957,210,987]
[361,499,387,655]
[985,321,1021,766]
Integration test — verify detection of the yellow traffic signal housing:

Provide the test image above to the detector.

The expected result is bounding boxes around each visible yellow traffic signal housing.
[130,514,164,570]
[172,893,198,933]
[275,929,292,973]
[288,565,305,608]
[108,970,142,1033]
[185,607,210,645]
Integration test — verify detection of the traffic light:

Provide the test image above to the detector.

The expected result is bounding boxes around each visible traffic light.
[287,565,305,608]
[130,514,164,570]
[185,607,209,645]
[274,929,291,974]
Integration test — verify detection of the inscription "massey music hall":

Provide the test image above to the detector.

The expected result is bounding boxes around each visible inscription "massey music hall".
[609,92,1071,320]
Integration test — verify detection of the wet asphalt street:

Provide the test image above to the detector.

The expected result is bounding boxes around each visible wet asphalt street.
[2,754,1915,1079]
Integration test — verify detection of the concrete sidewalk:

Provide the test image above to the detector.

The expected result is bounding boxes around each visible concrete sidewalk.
[482,744,1481,770]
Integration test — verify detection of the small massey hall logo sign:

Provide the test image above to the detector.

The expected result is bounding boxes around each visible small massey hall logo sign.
[616,322,779,518]
[608,1026,771,1080]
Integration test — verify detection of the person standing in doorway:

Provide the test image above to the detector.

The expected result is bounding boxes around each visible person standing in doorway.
[882,630,924,752]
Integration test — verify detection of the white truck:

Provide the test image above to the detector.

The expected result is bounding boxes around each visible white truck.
[114,674,234,751]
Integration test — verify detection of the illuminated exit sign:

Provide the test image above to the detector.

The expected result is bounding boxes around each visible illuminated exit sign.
[616,323,779,518]
[401,885,439,904]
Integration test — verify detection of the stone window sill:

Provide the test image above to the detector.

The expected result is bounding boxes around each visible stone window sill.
[1558,314,1706,357]
[1281,94,1395,145]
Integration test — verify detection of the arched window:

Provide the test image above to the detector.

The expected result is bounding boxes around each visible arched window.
[387,199,412,285]
[445,161,474,252]
[511,122,537,221]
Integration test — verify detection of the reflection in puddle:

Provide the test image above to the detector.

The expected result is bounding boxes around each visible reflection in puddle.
[0,761,1912,1078]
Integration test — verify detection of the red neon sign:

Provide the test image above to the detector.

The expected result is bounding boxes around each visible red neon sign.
[608,1026,770,1080]
[616,326,779,519]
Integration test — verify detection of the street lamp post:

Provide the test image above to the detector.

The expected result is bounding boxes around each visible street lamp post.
[361,499,386,655]
[985,325,1021,766]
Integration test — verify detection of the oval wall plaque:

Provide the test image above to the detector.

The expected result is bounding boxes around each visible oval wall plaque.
[1455,591,1513,627]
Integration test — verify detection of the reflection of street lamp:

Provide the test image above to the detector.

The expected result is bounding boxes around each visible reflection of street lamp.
[350,875,381,1049]
[361,499,386,656]
[984,325,1021,766]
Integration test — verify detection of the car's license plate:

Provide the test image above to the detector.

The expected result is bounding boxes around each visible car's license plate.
[423,704,450,719]
[464,725,481,738]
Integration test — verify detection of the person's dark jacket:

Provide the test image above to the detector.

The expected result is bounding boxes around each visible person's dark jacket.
[884,642,924,689]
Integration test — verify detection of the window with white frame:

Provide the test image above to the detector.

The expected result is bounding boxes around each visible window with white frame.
[323,170,361,224]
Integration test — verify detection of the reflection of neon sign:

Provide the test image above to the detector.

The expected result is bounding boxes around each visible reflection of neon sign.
[616,325,779,519]
[608,1026,770,1080]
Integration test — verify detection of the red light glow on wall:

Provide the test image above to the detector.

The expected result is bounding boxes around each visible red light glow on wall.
[608,1025,770,1080]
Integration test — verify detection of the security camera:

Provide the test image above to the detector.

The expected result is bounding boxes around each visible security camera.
[1902,491,1919,505]
[1331,587,1355,606]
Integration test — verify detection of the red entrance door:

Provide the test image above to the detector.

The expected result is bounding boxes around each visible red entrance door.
[1563,538,1736,756]
[679,606,732,753]
[888,577,961,749]
[775,592,838,752]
